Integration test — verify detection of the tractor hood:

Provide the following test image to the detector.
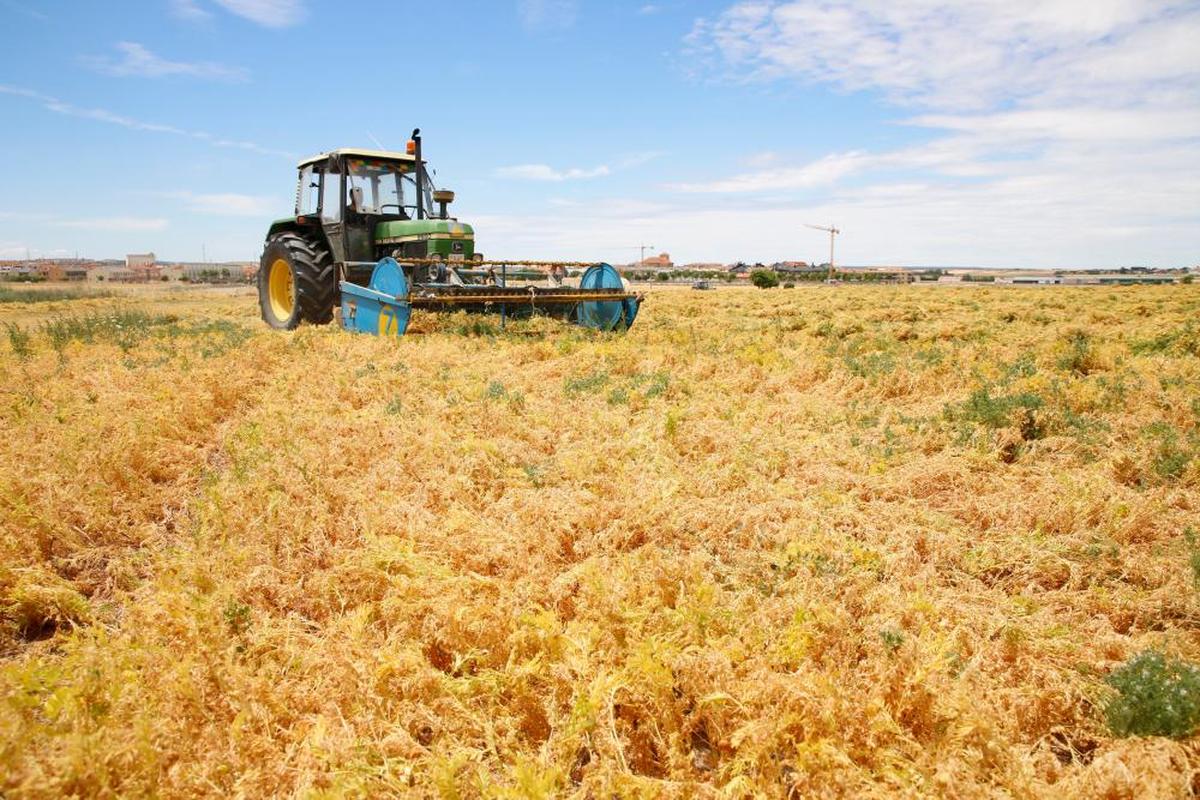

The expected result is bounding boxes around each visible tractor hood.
[374,219,474,245]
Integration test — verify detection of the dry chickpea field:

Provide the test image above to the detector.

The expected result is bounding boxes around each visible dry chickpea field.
[2,282,1199,798]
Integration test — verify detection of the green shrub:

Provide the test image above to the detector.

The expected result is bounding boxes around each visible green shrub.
[1184,527,1200,592]
[642,371,670,399]
[750,270,779,289]
[879,628,905,652]
[1131,323,1199,357]
[1104,650,1200,738]
[949,387,1044,431]
[41,309,176,354]
[564,371,609,395]
[5,323,32,360]
[1056,330,1101,375]
[1142,422,1194,483]
[223,600,251,635]
[451,317,498,337]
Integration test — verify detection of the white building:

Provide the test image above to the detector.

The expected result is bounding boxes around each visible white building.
[125,252,156,269]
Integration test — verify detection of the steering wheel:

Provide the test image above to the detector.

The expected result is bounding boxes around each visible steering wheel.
[380,203,419,216]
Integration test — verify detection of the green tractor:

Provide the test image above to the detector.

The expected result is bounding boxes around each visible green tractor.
[258,130,639,335]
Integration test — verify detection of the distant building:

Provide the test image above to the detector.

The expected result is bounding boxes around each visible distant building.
[126,252,156,269]
[45,262,88,281]
[91,262,159,283]
[173,262,256,283]
[639,252,673,269]
[772,262,822,275]
[997,275,1060,285]
[1060,273,1177,285]
[0,263,39,279]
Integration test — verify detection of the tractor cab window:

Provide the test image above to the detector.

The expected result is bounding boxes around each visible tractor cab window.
[346,159,421,218]
[297,165,318,215]
[319,168,342,221]
[343,158,432,219]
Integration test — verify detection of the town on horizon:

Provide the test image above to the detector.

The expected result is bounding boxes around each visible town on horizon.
[2,250,1196,287]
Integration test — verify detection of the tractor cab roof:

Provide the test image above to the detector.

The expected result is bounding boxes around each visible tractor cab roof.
[297,148,417,169]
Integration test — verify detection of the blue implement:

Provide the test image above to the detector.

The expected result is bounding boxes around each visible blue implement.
[576,263,628,331]
[340,257,411,337]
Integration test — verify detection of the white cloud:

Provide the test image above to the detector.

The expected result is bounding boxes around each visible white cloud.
[656,1,1200,265]
[169,0,211,21]
[686,1,1200,111]
[617,151,666,169]
[470,161,1200,266]
[671,151,871,192]
[0,84,293,158]
[907,108,1200,142]
[165,191,277,216]
[85,42,248,81]
[54,217,170,232]
[170,0,305,27]
[1,1,48,21]
[638,4,661,14]
[517,0,577,31]
[495,163,611,181]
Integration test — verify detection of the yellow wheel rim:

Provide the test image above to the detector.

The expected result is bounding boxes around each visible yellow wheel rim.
[267,258,294,322]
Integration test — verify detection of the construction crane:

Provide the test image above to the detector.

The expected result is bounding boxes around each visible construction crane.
[609,244,657,270]
[805,223,840,281]
[627,244,657,266]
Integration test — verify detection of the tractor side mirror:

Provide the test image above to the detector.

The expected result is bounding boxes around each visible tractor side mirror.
[432,189,455,219]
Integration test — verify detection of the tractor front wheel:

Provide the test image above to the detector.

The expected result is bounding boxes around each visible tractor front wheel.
[258,233,336,329]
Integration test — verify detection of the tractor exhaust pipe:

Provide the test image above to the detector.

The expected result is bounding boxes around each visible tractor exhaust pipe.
[410,128,424,220]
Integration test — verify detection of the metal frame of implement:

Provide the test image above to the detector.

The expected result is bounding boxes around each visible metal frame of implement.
[339,258,641,337]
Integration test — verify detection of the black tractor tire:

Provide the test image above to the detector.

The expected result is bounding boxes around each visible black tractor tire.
[258,233,336,329]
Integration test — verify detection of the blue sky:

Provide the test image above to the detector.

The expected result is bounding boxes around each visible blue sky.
[1,0,1197,267]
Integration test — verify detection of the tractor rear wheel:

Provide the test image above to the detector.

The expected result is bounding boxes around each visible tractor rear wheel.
[258,233,336,329]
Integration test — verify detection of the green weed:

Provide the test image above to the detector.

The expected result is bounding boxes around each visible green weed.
[948,387,1044,431]
[1104,650,1200,738]
[5,323,33,360]
[564,371,609,395]
[41,310,177,353]
[1183,527,1200,592]
[1057,330,1102,375]
[880,628,905,652]
[1131,323,1200,357]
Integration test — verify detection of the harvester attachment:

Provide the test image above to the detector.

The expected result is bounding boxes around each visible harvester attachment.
[338,259,640,337]
[340,258,411,336]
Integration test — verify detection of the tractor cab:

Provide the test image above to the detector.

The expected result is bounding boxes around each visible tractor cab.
[285,131,474,284]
